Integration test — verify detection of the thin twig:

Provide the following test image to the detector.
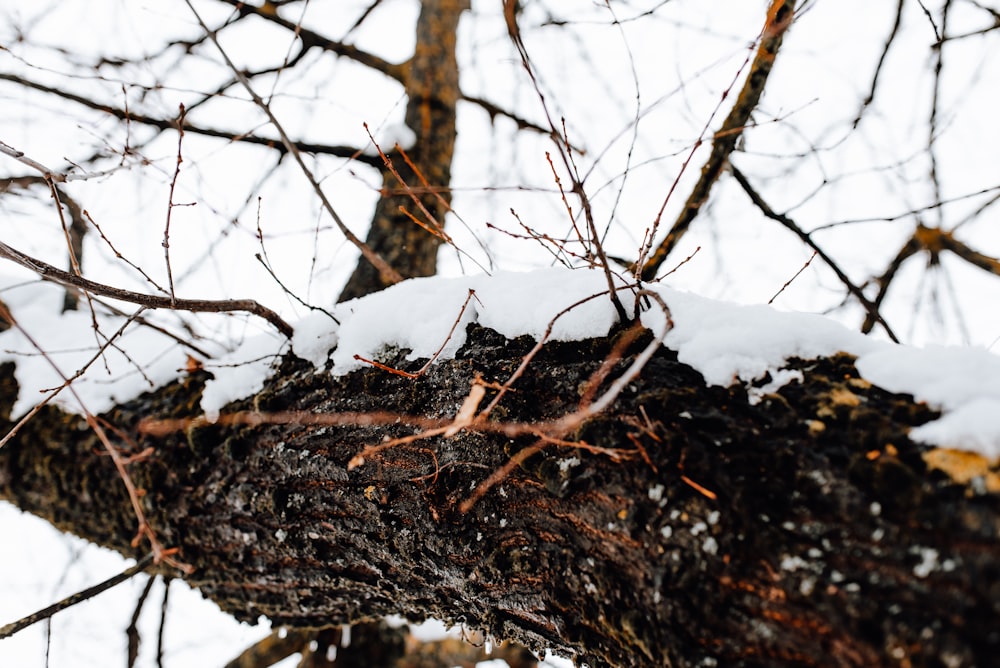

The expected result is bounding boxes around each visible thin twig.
[156,579,170,668]
[502,0,628,322]
[852,0,905,128]
[768,251,818,304]
[729,166,898,341]
[183,0,403,289]
[126,576,157,668]
[0,554,154,640]
[0,73,381,167]
[0,240,293,337]
[163,104,188,303]
[254,253,339,325]
[641,0,798,280]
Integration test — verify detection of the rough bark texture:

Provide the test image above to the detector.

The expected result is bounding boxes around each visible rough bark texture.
[338,0,468,302]
[1,325,998,667]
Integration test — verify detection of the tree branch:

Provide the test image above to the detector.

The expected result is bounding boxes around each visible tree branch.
[1,324,995,666]
[216,0,407,83]
[641,0,797,280]
[0,241,294,337]
[0,554,154,640]
[0,74,382,168]
[729,165,899,342]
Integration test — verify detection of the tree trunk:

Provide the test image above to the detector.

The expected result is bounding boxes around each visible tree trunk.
[1,325,997,667]
[338,0,469,302]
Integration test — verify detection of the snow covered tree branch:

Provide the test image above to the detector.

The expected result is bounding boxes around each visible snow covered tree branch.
[1,1,1000,666]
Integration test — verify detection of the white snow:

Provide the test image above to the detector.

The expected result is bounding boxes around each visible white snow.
[327,268,622,376]
[200,330,290,421]
[0,278,203,417]
[1,266,998,457]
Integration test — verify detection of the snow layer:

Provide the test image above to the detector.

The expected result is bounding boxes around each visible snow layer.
[0,278,199,417]
[1,267,997,457]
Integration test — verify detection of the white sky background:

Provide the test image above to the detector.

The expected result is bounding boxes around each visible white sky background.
[1,0,1000,666]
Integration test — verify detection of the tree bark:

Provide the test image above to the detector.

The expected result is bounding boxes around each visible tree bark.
[1,325,997,667]
[338,0,469,302]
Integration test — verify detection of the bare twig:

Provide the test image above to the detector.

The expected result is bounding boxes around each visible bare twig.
[0,73,381,167]
[640,0,798,280]
[502,0,628,323]
[254,253,340,325]
[0,240,294,337]
[183,0,403,289]
[852,0,905,128]
[768,251,818,304]
[729,166,898,342]
[0,554,154,640]
[163,104,188,303]
[126,576,157,668]
[156,580,170,668]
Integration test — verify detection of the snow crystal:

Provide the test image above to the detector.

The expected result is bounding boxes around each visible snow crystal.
[913,547,939,578]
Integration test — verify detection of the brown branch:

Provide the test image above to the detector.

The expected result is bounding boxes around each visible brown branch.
[938,229,1000,275]
[0,554,154,640]
[183,0,403,290]
[861,224,1000,333]
[641,0,797,281]
[0,240,294,337]
[0,74,381,168]
[729,165,899,342]
[861,234,923,335]
[223,628,316,668]
[216,0,407,83]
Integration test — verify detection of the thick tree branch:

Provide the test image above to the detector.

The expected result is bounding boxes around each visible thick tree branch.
[0,324,996,666]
